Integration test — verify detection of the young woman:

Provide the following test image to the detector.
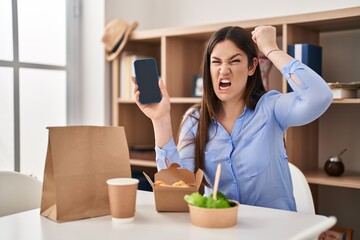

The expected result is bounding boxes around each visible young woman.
[132,25,332,211]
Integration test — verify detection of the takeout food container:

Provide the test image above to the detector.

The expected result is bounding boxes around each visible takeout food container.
[188,200,239,228]
[143,163,203,212]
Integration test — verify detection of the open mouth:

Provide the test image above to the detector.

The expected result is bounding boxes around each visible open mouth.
[219,79,231,90]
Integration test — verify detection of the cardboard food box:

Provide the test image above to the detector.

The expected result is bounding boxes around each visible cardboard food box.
[143,163,203,212]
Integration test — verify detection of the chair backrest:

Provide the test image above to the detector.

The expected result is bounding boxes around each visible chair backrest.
[288,162,315,214]
[0,171,43,217]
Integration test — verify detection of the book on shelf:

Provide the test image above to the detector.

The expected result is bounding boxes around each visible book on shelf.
[328,81,360,99]
[120,52,150,100]
[287,43,322,92]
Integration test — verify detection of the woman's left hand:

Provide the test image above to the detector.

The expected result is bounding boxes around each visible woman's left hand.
[251,26,279,57]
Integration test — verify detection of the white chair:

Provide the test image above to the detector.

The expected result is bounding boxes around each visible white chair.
[288,163,336,240]
[0,171,43,217]
[288,162,315,214]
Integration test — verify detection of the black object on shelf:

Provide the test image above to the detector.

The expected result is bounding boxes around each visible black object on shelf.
[324,148,347,177]
[132,170,153,191]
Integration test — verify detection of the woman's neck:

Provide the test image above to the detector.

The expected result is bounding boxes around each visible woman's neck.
[216,99,245,134]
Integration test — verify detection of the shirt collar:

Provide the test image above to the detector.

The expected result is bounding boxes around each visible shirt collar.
[211,105,248,125]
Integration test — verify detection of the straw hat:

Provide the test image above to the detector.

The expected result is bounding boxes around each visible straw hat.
[102,19,138,61]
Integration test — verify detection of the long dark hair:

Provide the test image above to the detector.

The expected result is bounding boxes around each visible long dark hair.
[181,26,266,178]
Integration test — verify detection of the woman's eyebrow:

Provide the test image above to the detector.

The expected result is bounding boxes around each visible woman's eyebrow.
[211,56,221,60]
[229,53,242,60]
[211,53,242,61]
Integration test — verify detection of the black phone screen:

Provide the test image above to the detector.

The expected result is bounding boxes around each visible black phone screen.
[134,58,162,104]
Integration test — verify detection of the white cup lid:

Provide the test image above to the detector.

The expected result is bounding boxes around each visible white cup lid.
[112,217,135,224]
[107,178,139,186]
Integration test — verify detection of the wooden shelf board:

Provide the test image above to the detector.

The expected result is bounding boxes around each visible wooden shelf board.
[118,98,135,104]
[130,159,157,168]
[119,98,360,104]
[170,97,201,104]
[305,170,360,189]
[118,97,201,104]
[332,98,360,104]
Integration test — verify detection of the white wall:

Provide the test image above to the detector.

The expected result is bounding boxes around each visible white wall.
[79,0,107,125]
[105,0,360,30]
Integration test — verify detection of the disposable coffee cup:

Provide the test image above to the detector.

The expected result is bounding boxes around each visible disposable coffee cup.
[107,178,139,223]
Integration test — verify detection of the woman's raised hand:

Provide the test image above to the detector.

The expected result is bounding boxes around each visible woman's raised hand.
[251,25,279,57]
[132,76,171,123]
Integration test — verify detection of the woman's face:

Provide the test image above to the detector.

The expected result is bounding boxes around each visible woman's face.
[210,40,257,103]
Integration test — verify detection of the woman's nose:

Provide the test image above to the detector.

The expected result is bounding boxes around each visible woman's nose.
[219,64,230,74]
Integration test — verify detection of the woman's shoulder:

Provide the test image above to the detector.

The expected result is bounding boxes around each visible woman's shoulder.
[186,105,200,116]
[250,90,283,115]
[181,105,200,124]
[257,90,282,106]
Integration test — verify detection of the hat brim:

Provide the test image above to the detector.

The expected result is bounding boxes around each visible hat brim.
[105,21,138,61]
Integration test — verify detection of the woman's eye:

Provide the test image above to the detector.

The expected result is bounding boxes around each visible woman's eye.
[211,60,221,64]
[231,59,240,64]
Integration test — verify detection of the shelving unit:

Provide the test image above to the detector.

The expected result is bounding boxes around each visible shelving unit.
[306,171,360,189]
[111,7,360,194]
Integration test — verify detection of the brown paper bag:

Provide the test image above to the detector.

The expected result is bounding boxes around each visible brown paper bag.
[40,126,131,222]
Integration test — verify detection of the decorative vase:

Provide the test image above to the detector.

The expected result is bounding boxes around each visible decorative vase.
[258,53,273,91]
[324,148,347,177]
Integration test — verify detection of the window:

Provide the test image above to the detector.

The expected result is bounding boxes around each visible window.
[0,0,78,180]
[0,67,14,171]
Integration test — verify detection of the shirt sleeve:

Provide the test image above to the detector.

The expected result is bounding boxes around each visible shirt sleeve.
[274,59,333,130]
[154,109,197,171]
[155,138,180,170]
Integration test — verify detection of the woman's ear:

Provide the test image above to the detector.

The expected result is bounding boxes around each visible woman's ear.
[248,57,258,76]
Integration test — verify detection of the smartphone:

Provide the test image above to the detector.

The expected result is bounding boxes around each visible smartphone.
[133,58,162,104]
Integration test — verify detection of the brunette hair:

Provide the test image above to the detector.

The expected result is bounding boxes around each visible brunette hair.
[181,26,265,178]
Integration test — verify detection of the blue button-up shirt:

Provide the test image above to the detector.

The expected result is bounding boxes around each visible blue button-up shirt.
[155,59,332,211]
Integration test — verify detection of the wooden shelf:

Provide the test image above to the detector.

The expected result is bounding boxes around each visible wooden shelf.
[305,170,360,189]
[119,98,360,104]
[118,98,135,104]
[129,150,156,168]
[332,98,360,104]
[130,159,157,168]
[118,97,202,104]
[170,97,201,104]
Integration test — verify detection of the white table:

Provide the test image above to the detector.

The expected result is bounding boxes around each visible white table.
[0,190,336,240]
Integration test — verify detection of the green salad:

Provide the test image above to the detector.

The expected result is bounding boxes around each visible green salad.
[184,192,236,209]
